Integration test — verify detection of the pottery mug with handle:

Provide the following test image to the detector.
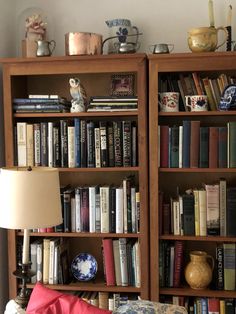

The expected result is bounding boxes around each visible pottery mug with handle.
[159,92,179,112]
[185,95,208,112]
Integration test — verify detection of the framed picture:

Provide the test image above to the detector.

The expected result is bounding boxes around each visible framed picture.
[111,74,135,96]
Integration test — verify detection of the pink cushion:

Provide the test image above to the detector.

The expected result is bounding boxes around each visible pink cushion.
[26,282,112,314]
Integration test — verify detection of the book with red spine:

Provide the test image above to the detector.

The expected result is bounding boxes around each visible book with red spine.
[160,125,169,168]
[102,239,116,286]
[209,126,219,168]
[208,298,220,314]
[173,240,184,287]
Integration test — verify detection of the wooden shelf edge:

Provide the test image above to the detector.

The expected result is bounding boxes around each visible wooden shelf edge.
[160,287,236,298]
[14,111,139,118]
[17,232,141,238]
[58,167,139,172]
[159,168,236,173]
[25,283,141,293]
[160,235,236,242]
[158,110,236,117]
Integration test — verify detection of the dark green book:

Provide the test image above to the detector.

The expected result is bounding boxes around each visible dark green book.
[182,194,195,236]
[170,125,179,168]
[199,127,209,168]
[218,126,227,168]
[228,122,236,168]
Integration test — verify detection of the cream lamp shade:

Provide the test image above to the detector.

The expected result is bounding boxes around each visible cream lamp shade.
[0,167,62,229]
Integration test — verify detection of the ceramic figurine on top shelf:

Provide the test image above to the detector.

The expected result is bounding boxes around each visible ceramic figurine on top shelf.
[69,78,87,112]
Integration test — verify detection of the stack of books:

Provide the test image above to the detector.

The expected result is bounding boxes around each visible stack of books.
[87,96,138,112]
[13,95,71,113]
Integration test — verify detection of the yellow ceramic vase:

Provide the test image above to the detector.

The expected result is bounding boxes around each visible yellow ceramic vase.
[185,251,214,289]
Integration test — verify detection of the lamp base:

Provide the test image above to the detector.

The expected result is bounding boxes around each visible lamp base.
[13,262,35,309]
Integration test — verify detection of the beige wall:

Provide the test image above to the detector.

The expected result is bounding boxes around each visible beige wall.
[14,0,236,56]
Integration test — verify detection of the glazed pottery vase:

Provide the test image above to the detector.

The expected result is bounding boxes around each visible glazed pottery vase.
[185,251,214,289]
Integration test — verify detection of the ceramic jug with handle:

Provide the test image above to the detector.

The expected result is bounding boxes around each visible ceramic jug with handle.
[105,18,139,53]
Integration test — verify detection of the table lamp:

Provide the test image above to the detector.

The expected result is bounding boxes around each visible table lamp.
[0,166,62,309]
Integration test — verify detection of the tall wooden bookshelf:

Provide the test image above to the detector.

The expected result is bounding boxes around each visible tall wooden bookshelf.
[2,54,149,301]
[149,52,236,304]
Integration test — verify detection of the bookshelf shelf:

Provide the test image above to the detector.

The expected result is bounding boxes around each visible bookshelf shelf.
[160,235,236,242]
[17,232,141,238]
[2,54,149,303]
[160,287,236,298]
[159,168,236,173]
[26,282,141,293]
[149,52,236,305]
[14,111,139,118]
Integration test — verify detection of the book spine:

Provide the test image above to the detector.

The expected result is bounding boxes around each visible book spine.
[68,126,75,168]
[43,239,50,284]
[60,120,68,168]
[205,184,220,235]
[109,187,116,233]
[108,122,115,167]
[30,242,37,283]
[219,178,227,236]
[122,120,132,167]
[100,121,108,167]
[80,187,89,232]
[218,127,227,168]
[131,187,137,233]
[89,186,96,233]
[199,127,209,168]
[131,123,137,166]
[33,123,41,166]
[53,125,60,167]
[113,240,122,286]
[17,122,27,166]
[182,194,195,235]
[26,124,34,167]
[36,241,43,282]
[100,186,110,233]
[173,240,184,288]
[95,186,101,232]
[226,187,236,236]
[116,187,124,233]
[80,120,87,168]
[170,126,179,168]
[209,127,219,168]
[48,122,54,167]
[74,118,81,167]
[63,190,72,232]
[216,243,224,290]
[182,120,191,168]
[87,121,95,167]
[119,238,128,286]
[113,121,123,167]
[102,239,116,286]
[75,187,81,232]
[228,122,236,168]
[190,121,200,168]
[40,122,48,166]
[94,127,101,168]
[223,243,236,290]
[199,190,207,236]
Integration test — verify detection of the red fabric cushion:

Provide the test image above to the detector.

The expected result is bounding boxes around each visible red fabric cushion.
[26,282,112,314]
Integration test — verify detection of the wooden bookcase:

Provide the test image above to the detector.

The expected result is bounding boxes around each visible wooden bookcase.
[1,54,149,301]
[148,52,236,302]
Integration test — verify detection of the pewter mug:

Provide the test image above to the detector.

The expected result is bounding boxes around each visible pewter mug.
[36,40,56,57]
[150,43,174,54]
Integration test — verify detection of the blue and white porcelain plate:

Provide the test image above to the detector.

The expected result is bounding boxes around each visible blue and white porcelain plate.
[71,253,97,281]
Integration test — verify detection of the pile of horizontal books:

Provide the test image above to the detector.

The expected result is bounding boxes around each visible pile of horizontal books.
[13,95,71,113]
[87,96,138,112]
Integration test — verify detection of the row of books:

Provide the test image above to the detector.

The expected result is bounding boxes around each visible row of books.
[160,240,236,292]
[35,178,140,234]
[87,96,138,112]
[160,178,236,237]
[73,291,139,311]
[30,238,70,285]
[29,237,140,288]
[160,295,236,314]
[102,238,140,287]
[159,121,236,168]
[16,119,137,168]
[13,96,71,113]
[159,72,235,111]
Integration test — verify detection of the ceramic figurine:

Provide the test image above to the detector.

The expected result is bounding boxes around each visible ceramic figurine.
[69,78,87,112]
[25,14,47,41]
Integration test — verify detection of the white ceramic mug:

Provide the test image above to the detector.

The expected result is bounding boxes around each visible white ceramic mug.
[159,92,179,112]
[185,95,208,112]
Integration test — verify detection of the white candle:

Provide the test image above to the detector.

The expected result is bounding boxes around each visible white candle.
[208,0,215,27]
[22,229,30,264]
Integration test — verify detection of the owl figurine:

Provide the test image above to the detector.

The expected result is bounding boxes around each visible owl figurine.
[69,77,87,112]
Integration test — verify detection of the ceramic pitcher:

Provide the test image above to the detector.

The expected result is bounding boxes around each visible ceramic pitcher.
[185,251,214,289]
[36,40,56,57]
[105,18,139,53]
